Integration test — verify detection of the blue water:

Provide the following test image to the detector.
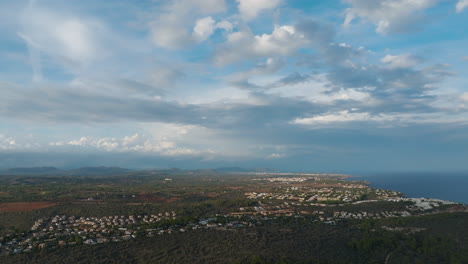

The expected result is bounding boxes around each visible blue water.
[349,172,468,204]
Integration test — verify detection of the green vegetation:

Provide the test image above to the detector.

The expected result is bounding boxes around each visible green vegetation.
[0,172,466,263]
[1,213,467,263]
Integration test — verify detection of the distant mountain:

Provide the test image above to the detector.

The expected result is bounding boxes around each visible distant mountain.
[215,167,278,173]
[0,166,132,176]
[251,168,279,173]
[2,167,60,174]
[67,167,132,175]
[215,167,251,173]
[0,166,277,176]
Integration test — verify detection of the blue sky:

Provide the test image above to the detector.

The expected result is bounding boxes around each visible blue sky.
[0,0,467,172]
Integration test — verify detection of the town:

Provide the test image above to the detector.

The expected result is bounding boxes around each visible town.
[1,194,460,256]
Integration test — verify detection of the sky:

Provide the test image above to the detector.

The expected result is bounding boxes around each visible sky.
[0,0,467,172]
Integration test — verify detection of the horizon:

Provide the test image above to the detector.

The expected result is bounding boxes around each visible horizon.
[1,0,468,172]
[1,164,468,175]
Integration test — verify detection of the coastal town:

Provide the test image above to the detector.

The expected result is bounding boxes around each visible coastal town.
[1,192,461,256]
[246,177,402,203]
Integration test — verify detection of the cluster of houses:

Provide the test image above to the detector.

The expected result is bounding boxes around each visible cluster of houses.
[33,212,178,233]
[388,198,457,211]
[244,185,401,204]
[260,177,310,183]
[230,197,461,226]
[0,191,460,256]
[1,212,176,255]
[231,203,412,222]
[0,212,263,256]
[332,210,412,220]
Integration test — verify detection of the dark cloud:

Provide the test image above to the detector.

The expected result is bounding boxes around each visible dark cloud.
[270,72,312,88]
[292,19,452,116]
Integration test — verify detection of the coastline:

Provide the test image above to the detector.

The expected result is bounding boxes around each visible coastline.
[348,172,468,205]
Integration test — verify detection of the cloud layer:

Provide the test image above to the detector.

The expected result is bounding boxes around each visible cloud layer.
[0,0,467,171]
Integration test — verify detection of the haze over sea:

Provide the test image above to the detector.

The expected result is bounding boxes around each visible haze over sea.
[352,172,468,204]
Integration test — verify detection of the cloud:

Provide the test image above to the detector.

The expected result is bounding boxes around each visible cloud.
[291,110,468,127]
[193,17,233,42]
[149,66,185,91]
[2,16,456,138]
[149,0,227,49]
[236,0,282,21]
[43,121,268,158]
[49,132,205,156]
[292,110,377,125]
[462,92,468,102]
[227,57,285,89]
[214,25,306,65]
[343,0,439,34]
[18,33,43,82]
[456,0,468,12]
[1,0,468,171]
[296,21,448,114]
[266,153,286,159]
[216,20,233,31]
[381,54,422,69]
[193,16,217,42]
[53,20,95,60]
[270,72,312,88]
[0,134,17,150]
[18,2,107,68]
[215,19,359,67]
[0,81,202,124]
[291,20,443,115]
[68,137,91,146]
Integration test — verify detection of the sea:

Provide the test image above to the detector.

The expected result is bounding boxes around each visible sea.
[348,172,468,205]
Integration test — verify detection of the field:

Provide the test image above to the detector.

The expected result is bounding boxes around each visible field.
[0,201,56,212]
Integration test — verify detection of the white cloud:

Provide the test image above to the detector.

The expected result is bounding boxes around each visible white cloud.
[381,54,421,68]
[96,137,120,151]
[192,17,233,42]
[216,20,233,32]
[122,133,140,146]
[343,0,439,34]
[215,25,305,64]
[193,16,216,42]
[266,153,286,159]
[67,137,90,146]
[53,20,95,61]
[189,0,227,14]
[45,123,253,158]
[226,57,285,85]
[292,110,468,127]
[260,74,375,105]
[0,134,17,150]
[462,92,468,102]
[236,0,282,21]
[19,3,105,68]
[292,110,377,125]
[456,0,468,12]
[50,133,197,156]
[149,0,227,48]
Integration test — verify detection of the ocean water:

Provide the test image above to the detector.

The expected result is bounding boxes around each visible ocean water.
[350,172,468,204]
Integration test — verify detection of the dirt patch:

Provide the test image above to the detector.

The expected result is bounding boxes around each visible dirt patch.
[0,201,56,212]
[0,191,10,197]
[225,187,243,190]
[447,204,468,212]
[135,194,167,202]
[132,194,182,203]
